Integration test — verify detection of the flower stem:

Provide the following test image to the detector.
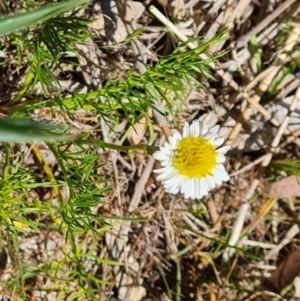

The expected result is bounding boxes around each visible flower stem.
[77,139,158,155]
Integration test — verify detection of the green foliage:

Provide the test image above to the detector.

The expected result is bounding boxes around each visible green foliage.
[249,36,262,71]
[22,33,223,127]
[267,52,300,98]
[271,159,300,176]
[29,10,93,92]
[49,145,110,230]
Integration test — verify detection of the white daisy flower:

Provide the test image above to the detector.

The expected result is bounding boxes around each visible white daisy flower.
[153,120,230,200]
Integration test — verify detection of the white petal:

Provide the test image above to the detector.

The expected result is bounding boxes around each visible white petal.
[168,137,178,148]
[210,125,220,133]
[212,137,224,146]
[153,167,168,174]
[217,145,231,154]
[168,183,180,194]
[155,167,175,180]
[167,175,182,194]
[160,145,171,152]
[153,151,166,160]
[186,178,197,199]
[205,133,219,140]
[195,179,201,199]
[190,121,200,137]
[160,148,174,156]
[164,185,173,193]
[216,154,226,163]
[182,180,189,198]
[198,121,203,136]
[161,141,172,150]
[171,129,182,140]
[183,122,190,137]
[204,176,216,190]
[200,179,208,197]
[159,170,179,182]
[201,124,208,135]
[213,165,230,182]
[160,159,172,167]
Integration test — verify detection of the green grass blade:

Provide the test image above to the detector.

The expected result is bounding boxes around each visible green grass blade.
[0,0,88,36]
[0,118,68,142]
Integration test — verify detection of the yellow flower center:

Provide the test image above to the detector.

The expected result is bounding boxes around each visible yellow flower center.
[173,137,217,178]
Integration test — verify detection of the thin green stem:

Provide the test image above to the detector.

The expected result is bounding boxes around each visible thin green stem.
[2,143,10,182]
[176,260,182,301]
[155,260,172,299]
[9,69,34,104]
[77,139,159,155]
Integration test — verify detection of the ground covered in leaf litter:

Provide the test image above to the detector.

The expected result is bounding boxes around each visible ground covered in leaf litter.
[1,0,300,300]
